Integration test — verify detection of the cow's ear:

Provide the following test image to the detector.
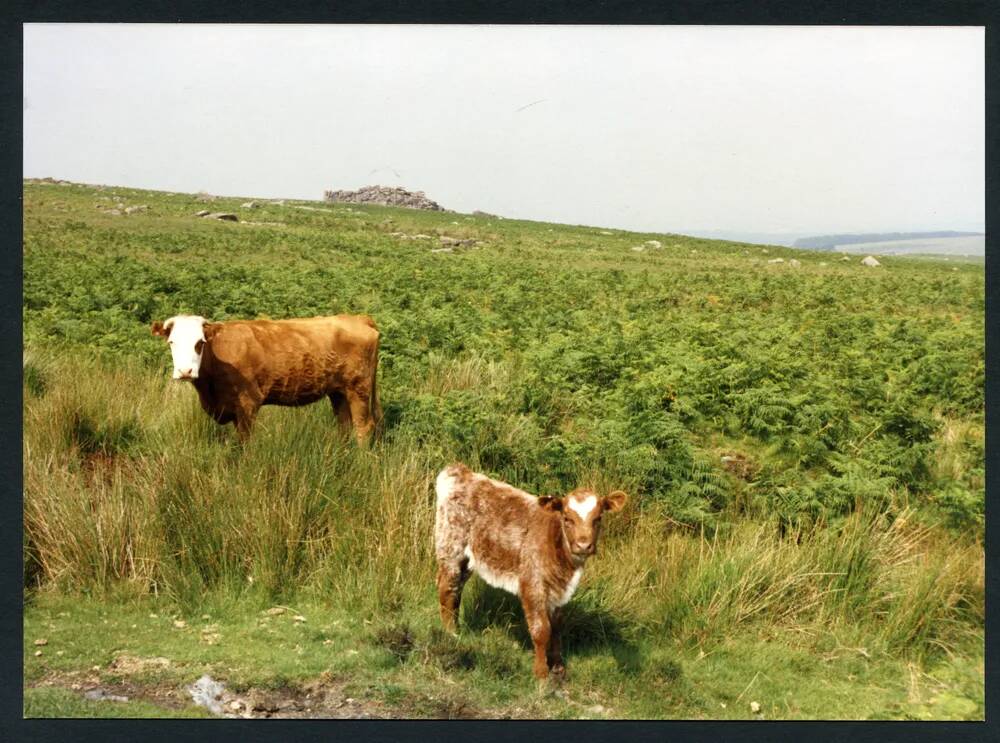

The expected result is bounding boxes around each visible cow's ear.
[538,495,564,512]
[151,320,171,338]
[203,322,220,341]
[603,490,628,513]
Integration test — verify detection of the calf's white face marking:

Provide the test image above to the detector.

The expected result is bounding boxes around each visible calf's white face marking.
[165,315,208,380]
[568,495,598,520]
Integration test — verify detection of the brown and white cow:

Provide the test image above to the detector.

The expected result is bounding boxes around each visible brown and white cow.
[151,314,381,442]
[434,462,627,681]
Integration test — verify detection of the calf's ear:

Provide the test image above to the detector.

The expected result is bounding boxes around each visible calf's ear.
[538,495,564,512]
[151,321,167,337]
[603,490,628,513]
[203,322,220,341]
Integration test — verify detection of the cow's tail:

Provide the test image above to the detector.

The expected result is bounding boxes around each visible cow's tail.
[369,321,384,436]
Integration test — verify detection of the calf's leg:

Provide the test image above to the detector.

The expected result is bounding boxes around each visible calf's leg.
[547,606,565,678]
[522,598,553,681]
[436,559,469,633]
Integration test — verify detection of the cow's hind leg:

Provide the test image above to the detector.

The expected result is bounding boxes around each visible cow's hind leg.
[436,556,470,634]
[329,392,353,433]
[346,388,375,446]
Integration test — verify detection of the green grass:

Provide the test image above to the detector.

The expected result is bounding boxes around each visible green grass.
[24,593,982,720]
[22,179,984,719]
[25,687,213,719]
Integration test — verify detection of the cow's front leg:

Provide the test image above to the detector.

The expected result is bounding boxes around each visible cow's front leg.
[234,393,260,441]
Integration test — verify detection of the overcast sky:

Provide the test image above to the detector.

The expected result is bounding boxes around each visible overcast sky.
[24,24,984,237]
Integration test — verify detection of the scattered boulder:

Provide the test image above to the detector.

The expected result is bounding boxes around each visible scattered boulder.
[840,255,851,262]
[431,248,453,253]
[107,209,122,216]
[645,240,662,248]
[271,200,286,206]
[188,675,228,716]
[196,191,216,202]
[631,246,645,252]
[294,205,334,213]
[195,210,211,217]
[124,205,148,215]
[241,201,259,209]
[861,256,881,267]
[323,185,445,211]
[472,210,497,218]
[206,212,239,222]
[788,258,801,268]
[767,258,784,264]
[84,689,129,703]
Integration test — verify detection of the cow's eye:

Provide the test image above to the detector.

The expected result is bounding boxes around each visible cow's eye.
[195,340,205,353]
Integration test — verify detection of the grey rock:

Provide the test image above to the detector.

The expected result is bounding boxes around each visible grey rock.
[861,255,881,267]
[324,185,445,211]
[187,675,227,716]
[85,688,129,703]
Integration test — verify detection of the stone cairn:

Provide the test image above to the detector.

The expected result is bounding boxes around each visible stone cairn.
[323,185,445,211]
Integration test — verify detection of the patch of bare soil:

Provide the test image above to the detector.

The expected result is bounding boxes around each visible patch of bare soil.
[719,451,759,481]
[28,663,499,719]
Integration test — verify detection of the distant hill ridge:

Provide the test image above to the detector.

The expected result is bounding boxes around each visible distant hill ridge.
[793,231,984,250]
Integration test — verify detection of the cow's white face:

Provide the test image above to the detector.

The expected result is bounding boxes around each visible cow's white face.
[157,315,208,380]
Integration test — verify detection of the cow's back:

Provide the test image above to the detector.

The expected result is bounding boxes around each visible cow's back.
[209,315,379,405]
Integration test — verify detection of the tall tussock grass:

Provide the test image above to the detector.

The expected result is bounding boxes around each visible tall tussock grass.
[23,351,982,660]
